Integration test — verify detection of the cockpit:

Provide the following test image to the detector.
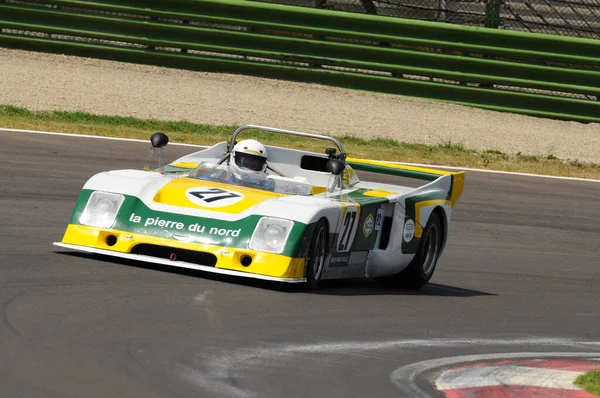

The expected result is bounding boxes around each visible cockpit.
[188,161,355,196]
[149,125,362,197]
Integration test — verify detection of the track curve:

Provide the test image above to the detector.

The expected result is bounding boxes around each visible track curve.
[1,130,599,398]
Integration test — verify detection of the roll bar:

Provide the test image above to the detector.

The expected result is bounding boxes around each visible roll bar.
[230,124,346,159]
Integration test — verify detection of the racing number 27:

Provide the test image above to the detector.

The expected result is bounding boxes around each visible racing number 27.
[189,188,241,203]
[338,208,357,252]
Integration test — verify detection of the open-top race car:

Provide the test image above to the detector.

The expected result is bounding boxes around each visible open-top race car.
[54,125,464,289]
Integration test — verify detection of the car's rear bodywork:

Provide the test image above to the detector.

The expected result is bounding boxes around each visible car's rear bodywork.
[54,125,464,287]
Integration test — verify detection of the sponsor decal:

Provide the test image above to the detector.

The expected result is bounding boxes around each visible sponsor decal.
[363,214,374,237]
[185,187,244,208]
[375,208,383,231]
[128,213,241,237]
[329,254,350,267]
[403,219,415,242]
[330,255,350,264]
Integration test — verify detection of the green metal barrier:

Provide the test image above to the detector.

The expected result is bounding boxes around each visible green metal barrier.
[1,0,599,123]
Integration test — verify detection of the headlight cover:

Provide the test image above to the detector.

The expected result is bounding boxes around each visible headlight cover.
[248,217,294,254]
[79,191,125,228]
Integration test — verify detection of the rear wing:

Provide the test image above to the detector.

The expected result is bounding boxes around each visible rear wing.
[347,158,465,208]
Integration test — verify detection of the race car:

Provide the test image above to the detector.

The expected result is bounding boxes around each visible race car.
[54,125,464,289]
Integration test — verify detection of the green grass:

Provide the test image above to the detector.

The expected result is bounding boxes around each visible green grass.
[575,370,600,396]
[2,104,600,180]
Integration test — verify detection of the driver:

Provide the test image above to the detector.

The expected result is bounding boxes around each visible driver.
[228,139,275,191]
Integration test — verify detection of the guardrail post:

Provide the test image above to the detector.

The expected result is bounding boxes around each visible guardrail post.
[485,0,502,28]
[436,0,447,22]
[181,20,189,53]
[148,16,158,50]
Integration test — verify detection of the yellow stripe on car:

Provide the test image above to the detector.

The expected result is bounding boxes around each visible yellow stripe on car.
[363,189,396,197]
[311,186,327,195]
[61,224,306,279]
[153,178,287,214]
[450,171,465,208]
[172,161,200,169]
[347,158,454,176]
[414,199,451,238]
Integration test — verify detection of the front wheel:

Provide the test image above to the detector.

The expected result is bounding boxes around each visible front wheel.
[306,219,328,290]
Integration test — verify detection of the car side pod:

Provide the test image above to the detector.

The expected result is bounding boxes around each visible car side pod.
[144,132,169,173]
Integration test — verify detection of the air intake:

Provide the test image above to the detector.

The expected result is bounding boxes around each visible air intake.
[131,244,217,267]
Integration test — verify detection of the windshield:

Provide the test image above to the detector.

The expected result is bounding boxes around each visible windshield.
[188,162,314,196]
[188,162,236,184]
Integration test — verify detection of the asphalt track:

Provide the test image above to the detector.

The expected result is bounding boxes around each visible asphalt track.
[1,130,599,398]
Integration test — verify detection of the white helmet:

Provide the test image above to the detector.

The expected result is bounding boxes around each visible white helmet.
[230,139,268,183]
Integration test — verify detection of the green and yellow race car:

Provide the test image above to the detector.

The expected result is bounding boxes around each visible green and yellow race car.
[54,125,464,289]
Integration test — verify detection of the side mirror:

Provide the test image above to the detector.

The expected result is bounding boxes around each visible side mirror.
[326,159,346,175]
[151,132,169,148]
[145,132,169,173]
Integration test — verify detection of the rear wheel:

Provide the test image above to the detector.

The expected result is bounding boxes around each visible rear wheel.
[306,219,328,290]
[377,211,443,290]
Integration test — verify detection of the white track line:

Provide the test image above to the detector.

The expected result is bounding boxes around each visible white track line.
[395,161,600,183]
[0,127,208,148]
[2,127,599,183]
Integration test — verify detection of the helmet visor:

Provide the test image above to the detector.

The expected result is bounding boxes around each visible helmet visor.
[235,152,266,172]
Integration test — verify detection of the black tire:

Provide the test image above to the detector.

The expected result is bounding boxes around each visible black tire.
[305,219,328,290]
[377,211,443,290]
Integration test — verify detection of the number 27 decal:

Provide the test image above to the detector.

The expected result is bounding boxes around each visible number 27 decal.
[337,205,359,252]
[185,187,244,208]
[189,188,241,203]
